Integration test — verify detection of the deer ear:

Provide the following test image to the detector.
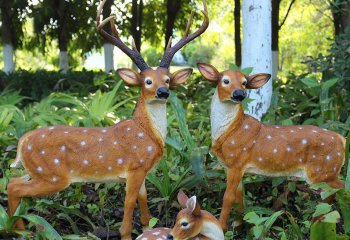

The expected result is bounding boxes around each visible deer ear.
[117,68,141,86]
[197,63,219,82]
[246,73,271,89]
[171,68,193,86]
[186,196,201,216]
[178,190,189,208]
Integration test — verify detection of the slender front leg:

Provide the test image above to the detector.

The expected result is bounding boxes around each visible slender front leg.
[138,180,151,228]
[219,167,244,231]
[120,170,146,240]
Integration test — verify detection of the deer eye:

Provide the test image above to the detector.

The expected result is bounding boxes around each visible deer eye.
[181,222,189,227]
[223,78,230,85]
[145,78,153,85]
[165,78,170,84]
[242,80,247,86]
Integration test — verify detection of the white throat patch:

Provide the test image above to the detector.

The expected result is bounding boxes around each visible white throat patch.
[211,89,240,142]
[146,101,167,142]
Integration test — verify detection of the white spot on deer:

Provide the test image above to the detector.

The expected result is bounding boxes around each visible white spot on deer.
[244,124,250,129]
[231,140,235,145]
[60,145,66,151]
[312,154,316,159]
[267,135,272,140]
[333,166,337,172]
[326,155,331,161]
[299,158,303,162]
[37,166,43,172]
[301,139,308,145]
[147,146,153,152]
[132,145,137,150]
[117,158,124,165]
[290,130,295,133]
[52,176,57,182]
[312,130,318,133]
[70,169,74,174]
[83,129,88,133]
[98,154,104,160]
[298,127,303,130]
[323,128,328,131]
[321,142,325,146]
[243,147,247,151]
[102,129,107,133]
[41,150,45,155]
[258,157,263,162]
[54,158,60,165]
[27,145,32,151]
[113,141,118,145]
[49,127,55,130]
[95,171,99,174]
[126,127,131,132]
[81,141,86,146]
[337,152,341,156]
[108,166,112,171]
[64,131,69,134]
[140,159,144,164]
[253,140,256,144]
[138,132,144,138]
[331,136,335,140]
[275,126,280,129]
[316,167,320,172]
[98,138,103,143]
[83,159,89,165]
[41,134,46,138]
[286,146,292,152]
[273,148,278,154]
[153,232,160,235]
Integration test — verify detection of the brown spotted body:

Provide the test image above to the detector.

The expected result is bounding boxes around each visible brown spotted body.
[197,63,346,231]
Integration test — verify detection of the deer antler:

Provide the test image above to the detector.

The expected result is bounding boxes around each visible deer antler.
[97,0,149,71]
[159,0,209,69]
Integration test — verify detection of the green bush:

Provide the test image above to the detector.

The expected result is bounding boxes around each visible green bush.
[183,41,215,67]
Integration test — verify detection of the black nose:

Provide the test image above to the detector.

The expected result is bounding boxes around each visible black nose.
[157,87,169,99]
[231,89,246,102]
[166,234,174,240]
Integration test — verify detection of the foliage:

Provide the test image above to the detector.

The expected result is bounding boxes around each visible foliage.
[182,40,215,67]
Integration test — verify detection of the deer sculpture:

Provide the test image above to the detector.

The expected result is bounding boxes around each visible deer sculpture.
[136,191,224,240]
[197,63,346,231]
[6,1,208,239]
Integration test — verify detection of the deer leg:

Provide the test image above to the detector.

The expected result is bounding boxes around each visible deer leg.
[7,178,69,229]
[138,180,151,228]
[219,167,244,231]
[120,170,146,240]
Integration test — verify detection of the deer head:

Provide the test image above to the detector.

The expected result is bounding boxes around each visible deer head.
[197,63,271,103]
[97,0,209,103]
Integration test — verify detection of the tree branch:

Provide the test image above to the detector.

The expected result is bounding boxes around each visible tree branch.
[279,0,296,29]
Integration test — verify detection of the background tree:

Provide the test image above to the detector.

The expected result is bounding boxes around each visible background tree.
[234,0,241,67]
[0,0,26,73]
[330,0,350,36]
[242,0,272,120]
[102,0,114,72]
[271,0,295,79]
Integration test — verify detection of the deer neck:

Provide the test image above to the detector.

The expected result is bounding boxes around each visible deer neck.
[210,88,244,143]
[133,93,167,146]
[199,211,224,240]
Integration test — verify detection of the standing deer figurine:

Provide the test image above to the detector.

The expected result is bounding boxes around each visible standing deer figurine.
[136,191,224,240]
[6,1,208,239]
[197,63,346,231]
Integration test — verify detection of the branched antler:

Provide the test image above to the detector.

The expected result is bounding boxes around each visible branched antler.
[159,0,209,69]
[97,0,149,71]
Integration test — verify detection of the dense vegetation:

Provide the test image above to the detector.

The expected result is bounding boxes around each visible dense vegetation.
[0,27,349,239]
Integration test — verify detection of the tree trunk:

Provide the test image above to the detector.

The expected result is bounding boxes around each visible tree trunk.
[332,0,350,36]
[1,0,15,73]
[242,0,272,120]
[102,0,114,72]
[164,0,182,50]
[131,0,143,52]
[234,0,242,67]
[271,0,281,80]
[57,0,69,73]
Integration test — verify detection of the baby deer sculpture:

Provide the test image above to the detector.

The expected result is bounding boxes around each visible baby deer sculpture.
[136,191,224,240]
[6,1,208,239]
[197,63,346,231]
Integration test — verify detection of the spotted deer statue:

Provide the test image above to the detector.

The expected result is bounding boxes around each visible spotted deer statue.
[197,63,346,231]
[136,191,224,240]
[6,1,208,239]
